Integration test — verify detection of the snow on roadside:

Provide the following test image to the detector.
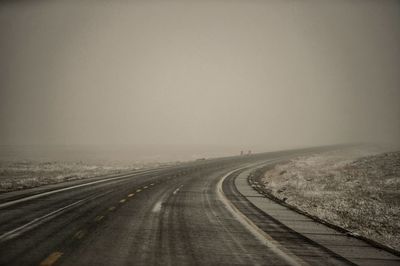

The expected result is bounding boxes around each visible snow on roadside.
[262,147,400,251]
[0,161,163,193]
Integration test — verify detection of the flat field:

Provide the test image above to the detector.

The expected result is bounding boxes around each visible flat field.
[0,161,154,193]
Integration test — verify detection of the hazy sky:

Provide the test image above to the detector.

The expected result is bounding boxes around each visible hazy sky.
[1,1,399,152]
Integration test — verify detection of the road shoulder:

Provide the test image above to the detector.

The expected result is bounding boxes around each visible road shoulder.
[235,166,400,266]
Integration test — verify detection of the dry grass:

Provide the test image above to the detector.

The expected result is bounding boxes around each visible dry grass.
[262,149,400,251]
[0,161,140,192]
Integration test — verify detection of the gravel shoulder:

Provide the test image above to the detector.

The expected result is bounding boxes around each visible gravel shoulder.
[260,148,400,251]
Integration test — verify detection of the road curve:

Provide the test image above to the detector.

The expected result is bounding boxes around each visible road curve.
[0,148,395,266]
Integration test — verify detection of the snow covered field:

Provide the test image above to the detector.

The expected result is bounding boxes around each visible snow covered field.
[0,145,194,193]
[262,148,400,251]
[0,161,164,193]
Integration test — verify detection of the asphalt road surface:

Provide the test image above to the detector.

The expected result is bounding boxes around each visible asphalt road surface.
[0,148,398,266]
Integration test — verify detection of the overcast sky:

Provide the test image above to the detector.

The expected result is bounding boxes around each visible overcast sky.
[1,1,399,153]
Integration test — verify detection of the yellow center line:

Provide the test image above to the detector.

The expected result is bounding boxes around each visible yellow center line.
[39,251,63,266]
[95,215,104,222]
[136,189,141,193]
[143,186,148,189]
[108,206,116,211]
[120,199,126,203]
[74,230,86,239]
[128,193,134,197]
[150,183,155,186]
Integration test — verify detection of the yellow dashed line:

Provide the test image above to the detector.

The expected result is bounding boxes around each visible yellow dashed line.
[120,199,126,203]
[74,230,86,239]
[95,215,104,222]
[150,183,155,186]
[108,206,116,211]
[128,193,134,197]
[39,251,63,266]
[136,189,141,193]
[143,186,148,189]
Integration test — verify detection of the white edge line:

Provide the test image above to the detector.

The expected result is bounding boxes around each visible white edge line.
[217,167,308,266]
[152,201,163,213]
[0,168,162,209]
[0,191,111,242]
[0,199,84,242]
[172,185,183,195]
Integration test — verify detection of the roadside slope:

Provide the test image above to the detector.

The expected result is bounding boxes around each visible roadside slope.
[258,150,400,251]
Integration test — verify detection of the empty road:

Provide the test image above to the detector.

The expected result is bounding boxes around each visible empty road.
[0,148,399,266]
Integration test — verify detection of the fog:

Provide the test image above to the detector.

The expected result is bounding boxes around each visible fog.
[1,1,399,159]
